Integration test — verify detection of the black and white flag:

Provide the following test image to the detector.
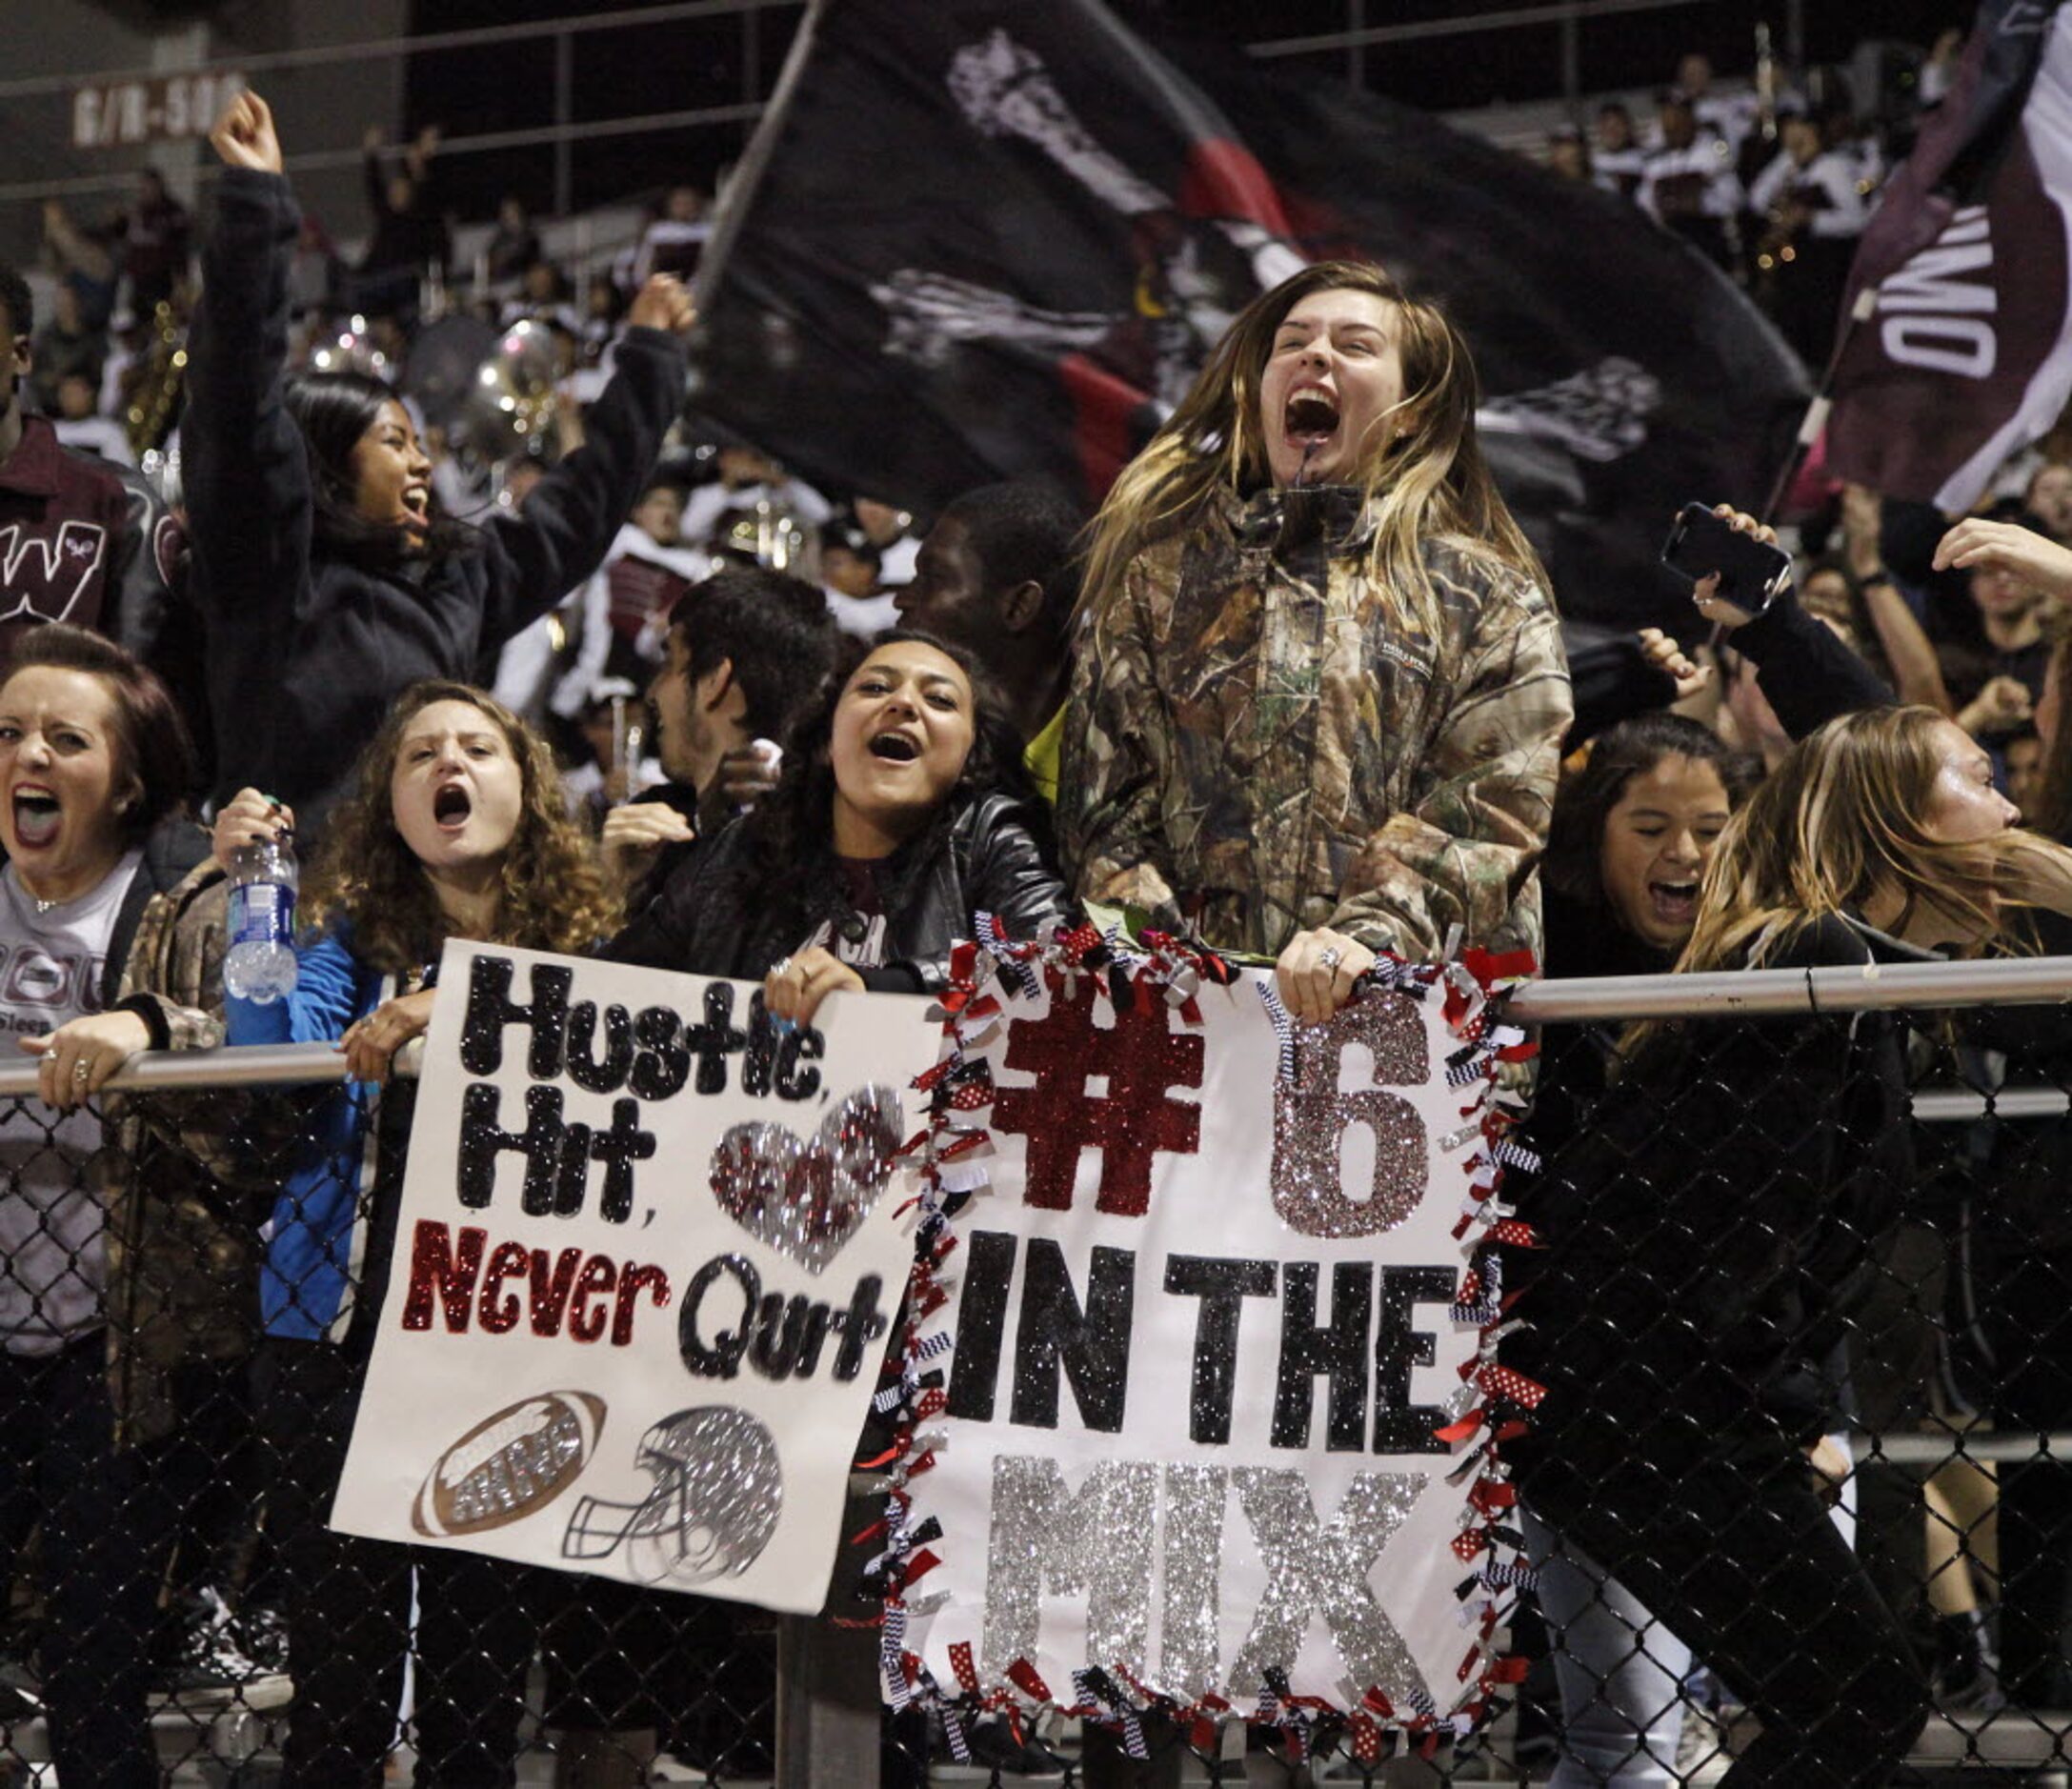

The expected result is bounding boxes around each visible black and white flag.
[694,0,1808,624]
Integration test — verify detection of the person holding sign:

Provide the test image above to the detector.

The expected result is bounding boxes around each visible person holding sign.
[611,630,1075,1013]
[1511,707,2072,1787]
[210,682,619,1785]
[1060,260,1571,1015]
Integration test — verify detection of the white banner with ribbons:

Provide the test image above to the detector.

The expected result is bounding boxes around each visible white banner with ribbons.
[882,943,1534,1752]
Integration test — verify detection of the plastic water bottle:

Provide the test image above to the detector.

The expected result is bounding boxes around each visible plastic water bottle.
[223,834,300,1004]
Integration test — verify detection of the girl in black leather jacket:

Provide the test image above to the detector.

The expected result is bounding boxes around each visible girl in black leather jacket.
[610,630,1075,1008]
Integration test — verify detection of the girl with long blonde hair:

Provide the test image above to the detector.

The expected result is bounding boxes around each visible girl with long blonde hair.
[1059,259,1571,1015]
[1509,706,2072,1787]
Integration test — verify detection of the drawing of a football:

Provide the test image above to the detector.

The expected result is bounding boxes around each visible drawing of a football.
[412,1391,607,1538]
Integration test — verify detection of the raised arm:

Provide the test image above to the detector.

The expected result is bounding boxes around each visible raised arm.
[473,274,694,650]
[1718,593,1894,736]
[1687,502,1895,735]
[186,92,311,641]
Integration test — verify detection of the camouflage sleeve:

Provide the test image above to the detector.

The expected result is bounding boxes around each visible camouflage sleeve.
[111,864,289,1185]
[1326,573,1571,963]
[1057,550,1183,926]
[123,993,225,1053]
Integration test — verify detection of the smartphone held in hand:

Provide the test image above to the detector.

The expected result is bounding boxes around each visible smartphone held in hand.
[1662,501,1793,613]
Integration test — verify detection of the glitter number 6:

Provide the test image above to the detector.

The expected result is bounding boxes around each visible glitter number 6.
[1269,995,1428,1238]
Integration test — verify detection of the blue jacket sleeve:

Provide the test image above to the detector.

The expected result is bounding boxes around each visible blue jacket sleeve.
[473,328,689,653]
[226,932,370,1047]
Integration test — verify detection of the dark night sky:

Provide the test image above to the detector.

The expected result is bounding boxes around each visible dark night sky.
[404,0,1971,221]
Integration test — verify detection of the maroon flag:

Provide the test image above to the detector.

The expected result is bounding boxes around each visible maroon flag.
[1827,0,2072,510]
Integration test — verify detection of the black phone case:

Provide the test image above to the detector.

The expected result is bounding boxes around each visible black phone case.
[1661,505,1791,612]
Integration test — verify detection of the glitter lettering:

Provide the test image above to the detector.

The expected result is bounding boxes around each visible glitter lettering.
[1270,996,1428,1238]
[676,1252,889,1384]
[397,1220,670,1346]
[457,1082,564,1213]
[946,1230,1018,1421]
[1159,1464,1227,1698]
[981,1456,1157,1679]
[1271,1262,1373,1452]
[992,979,1203,1216]
[1161,1255,1277,1444]
[459,954,573,1077]
[455,1083,656,1224]
[565,999,634,1094]
[628,1006,690,1099]
[1009,1241,1135,1433]
[1373,1266,1455,1455]
[1226,1469,1426,1702]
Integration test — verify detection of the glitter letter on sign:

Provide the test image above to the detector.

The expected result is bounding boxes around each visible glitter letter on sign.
[991,977,1202,1215]
[1225,1468,1427,1702]
[1270,995,1428,1238]
[981,1457,1157,1681]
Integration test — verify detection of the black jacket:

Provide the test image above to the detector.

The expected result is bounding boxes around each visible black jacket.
[1513,913,1924,1446]
[185,169,687,835]
[607,791,1076,992]
[1729,592,1894,737]
[1562,593,1891,752]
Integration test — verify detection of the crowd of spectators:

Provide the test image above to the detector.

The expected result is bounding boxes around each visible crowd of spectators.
[2,24,2071,1788]
[1539,40,1970,371]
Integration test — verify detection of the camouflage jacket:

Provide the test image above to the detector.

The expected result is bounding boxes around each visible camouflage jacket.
[1059,484,1572,964]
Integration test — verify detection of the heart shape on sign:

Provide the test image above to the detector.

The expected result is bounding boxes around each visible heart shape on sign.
[709,1083,907,1274]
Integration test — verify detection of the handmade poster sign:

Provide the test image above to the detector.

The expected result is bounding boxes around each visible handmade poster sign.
[877,933,1536,1759]
[332,942,943,1614]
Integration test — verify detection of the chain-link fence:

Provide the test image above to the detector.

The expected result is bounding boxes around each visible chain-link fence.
[10,960,2072,1786]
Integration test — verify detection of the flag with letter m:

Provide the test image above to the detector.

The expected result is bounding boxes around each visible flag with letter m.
[1828,0,2072,511]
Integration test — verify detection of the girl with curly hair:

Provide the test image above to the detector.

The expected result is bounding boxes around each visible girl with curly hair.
[208,680,617,1785]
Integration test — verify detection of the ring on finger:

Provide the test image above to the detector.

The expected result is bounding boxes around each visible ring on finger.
[1318,946,1342,972]
[771,956,794,982]
[71,1061,91,1085]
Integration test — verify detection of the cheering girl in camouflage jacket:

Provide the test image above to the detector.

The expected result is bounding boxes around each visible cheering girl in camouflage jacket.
[1061,261,1571,1018]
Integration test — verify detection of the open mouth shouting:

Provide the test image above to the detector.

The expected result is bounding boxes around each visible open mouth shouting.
[10,785,60,851]
[867,731,921,764]
[401,483,432,530]
[1283,384,1340,460]
[433,782,473,830]
[1647,877,1700,929]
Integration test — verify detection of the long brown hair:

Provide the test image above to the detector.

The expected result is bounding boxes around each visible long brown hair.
[1677,705,2072,975]
[305,680,618,975]
[1078,259,1544,637]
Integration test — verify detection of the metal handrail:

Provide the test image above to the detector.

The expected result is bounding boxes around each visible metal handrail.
[0,1036,424,1098]
[1508,955,2072,1024]
[0,106,766,209]
[1247,0,1715,59]
[9,953,2068,1102]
